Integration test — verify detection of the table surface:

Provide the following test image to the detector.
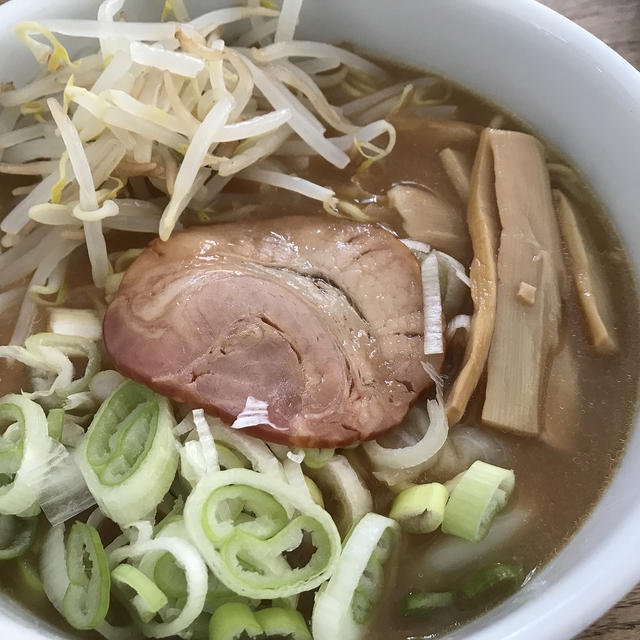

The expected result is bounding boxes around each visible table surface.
[0,0,637,637]
[540,3,640,638]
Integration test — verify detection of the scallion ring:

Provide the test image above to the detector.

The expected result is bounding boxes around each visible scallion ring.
[389,483,449,534]
[62,522,111,630]
[255,607,312,640]
[208,602,262,640]
[0,513,38,559]
[460,562,525,599]
[403,591,456,618]
[442,461,515,542]
[312,513,399,640]
[77,380,179,526]
[184,468,341,600]
[111,563,168,623]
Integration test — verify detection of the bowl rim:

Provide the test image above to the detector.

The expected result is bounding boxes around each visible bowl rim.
[0,1,639,639]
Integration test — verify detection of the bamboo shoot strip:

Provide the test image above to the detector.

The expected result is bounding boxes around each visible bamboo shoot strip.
[439,147,472,202]
[482,131,563,435]
[387,184,471,265]
[554,189,617,354]
[541,340,580,452]
[445,130,500,425]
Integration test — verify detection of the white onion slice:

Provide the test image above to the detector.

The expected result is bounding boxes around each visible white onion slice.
[364,399,449,471]
[29,438,96,525]
[421,252,444,355]
[207,415,285,480]
[49,308,102,340]
[192,409,220,474]
[282,458,313,503]
[306,455,373,537]
[400,238,432,256]
[446,314,471,342]
[231,396,287,431]
[436,250,471,287]
[40,524,68,612]
[89,370,126,404]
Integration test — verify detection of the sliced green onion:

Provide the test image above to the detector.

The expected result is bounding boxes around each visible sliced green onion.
[460,563,525,599]
[306,455,372,537]
[89,370,126,404]
[77,380,179,526]
[0,514,38,559]
[204,572,259,614]
[153,552,188,600]
[202,485,289,543]
[0,394,49,516]
[208,602,262,640]
[108,535,208,638]
[442,461,515,542]
[271,593,300,612]
[312,513,399,640]
[282,458,315,504]
[403,591,456,618]
[111,563,168,623]
[40,524,68,612]
[33,437,97,526]
[219,514,334,595]
[60,418,84,447]
[0,399,27,475]
[389,483,449,534]
[46,408,65,442]
[184,468,341,599]
[62,522,110,630]
[255,607,312,640]
[302,448,334,469]
[185,614,211,640]
[17,557,45,595]
[216,443,248,470]
[204,417,285,480]
[304,476,324,507]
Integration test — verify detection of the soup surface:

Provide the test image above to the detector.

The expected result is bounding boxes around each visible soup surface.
[0,7,638,640]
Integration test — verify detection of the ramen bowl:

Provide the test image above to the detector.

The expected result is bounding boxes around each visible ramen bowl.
[0,1,639,639]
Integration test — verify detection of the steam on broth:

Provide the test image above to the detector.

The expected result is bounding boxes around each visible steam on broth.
[0,2,637,640]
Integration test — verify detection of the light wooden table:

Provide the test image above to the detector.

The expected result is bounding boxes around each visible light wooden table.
[541,3,640,639]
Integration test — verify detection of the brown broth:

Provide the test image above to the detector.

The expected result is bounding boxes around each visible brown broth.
[0,61,638,640]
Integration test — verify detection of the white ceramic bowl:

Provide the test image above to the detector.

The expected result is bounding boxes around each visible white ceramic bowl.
[1,1,639,639]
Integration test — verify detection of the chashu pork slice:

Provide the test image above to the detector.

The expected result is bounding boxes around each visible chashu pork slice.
[103,216,440,447]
